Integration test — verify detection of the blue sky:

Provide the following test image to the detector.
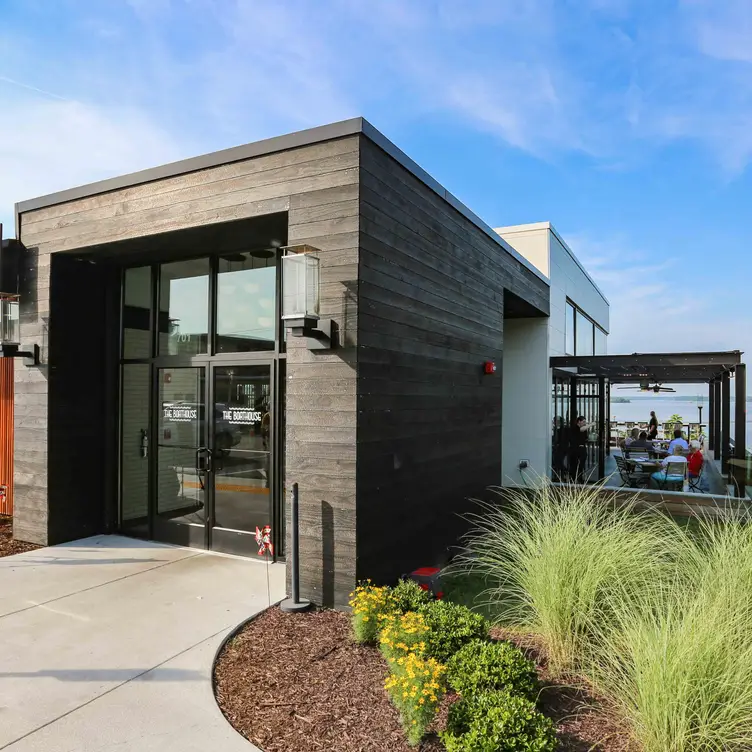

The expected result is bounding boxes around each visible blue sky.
[0,0,750,395]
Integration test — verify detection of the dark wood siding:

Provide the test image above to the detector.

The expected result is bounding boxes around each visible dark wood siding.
[17,136,360,611]
[356,137,548,582]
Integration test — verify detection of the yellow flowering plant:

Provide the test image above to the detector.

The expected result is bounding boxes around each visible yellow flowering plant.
[349,581,396,644]
[384,652,447,746]
[379,610,430,663]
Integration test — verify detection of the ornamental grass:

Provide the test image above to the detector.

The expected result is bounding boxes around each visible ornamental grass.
[455,482,680,677]
[590,510,752,752]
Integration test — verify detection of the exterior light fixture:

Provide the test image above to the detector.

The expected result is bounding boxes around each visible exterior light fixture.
[281,245,332,349]
[0,294,38,364]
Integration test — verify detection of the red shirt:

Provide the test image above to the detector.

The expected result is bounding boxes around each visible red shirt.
[688,451,703,477]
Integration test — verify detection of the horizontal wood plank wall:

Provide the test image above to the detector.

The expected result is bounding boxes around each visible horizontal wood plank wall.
[356,137,549,582]
[0,358,13,516]
[286,167,359,609]
[16,136,361,571]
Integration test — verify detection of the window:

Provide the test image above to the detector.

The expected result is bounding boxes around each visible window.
[216,252,276,353]
[576,310,594,356]
[565,302,575,356]
[122,266,152,359]
[158,259,210,356]
[595,327,607,355]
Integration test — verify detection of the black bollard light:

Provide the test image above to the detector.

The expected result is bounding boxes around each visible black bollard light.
[280,482,311,613]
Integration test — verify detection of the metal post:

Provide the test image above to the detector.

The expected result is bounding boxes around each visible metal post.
[708,381,715,451]
[722,370,731,474]
[698,405,703,444]
[569,376,578,481]
[280,482,312,613]
[606,380,611,456]
[734,364,747,496]
[714,379,722,462]
[598,376,606,480]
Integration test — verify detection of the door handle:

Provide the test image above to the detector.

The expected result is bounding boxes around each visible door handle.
[196,447,213,473]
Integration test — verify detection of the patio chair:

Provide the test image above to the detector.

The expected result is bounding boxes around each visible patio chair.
[615,455,650,488]
[688,462,704,493]
[652,461,687,492]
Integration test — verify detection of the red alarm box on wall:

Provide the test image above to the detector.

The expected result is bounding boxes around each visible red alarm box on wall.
[484,361,497,374]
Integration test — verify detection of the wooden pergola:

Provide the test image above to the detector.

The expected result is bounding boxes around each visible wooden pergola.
[550,351,747,493]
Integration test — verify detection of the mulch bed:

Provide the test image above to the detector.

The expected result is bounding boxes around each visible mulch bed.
[214,607,632,752]
[0,516,39,558]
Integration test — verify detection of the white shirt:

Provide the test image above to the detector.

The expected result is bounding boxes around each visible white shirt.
[661,454,688,470]
[667,437,689,454]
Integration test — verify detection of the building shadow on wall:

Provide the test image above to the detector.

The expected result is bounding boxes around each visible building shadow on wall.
[321,500,335,607]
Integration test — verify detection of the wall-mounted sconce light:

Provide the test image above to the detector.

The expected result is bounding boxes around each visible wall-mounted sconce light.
[281,245,333,350]
[0,295,38,365]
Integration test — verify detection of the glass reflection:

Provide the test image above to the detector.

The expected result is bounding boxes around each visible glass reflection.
[217,251,277,353]
[212,365,271,533]
[158,259,209,356]
[122,266,152,359]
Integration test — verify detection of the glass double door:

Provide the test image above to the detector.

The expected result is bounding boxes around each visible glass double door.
[153,362,275,556]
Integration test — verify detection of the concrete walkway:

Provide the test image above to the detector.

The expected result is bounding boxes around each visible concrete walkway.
[0,535,285,751]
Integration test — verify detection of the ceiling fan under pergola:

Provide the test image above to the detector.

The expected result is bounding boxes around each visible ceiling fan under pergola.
[616,381,676,393]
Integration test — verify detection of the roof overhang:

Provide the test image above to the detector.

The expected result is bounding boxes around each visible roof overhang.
[13,117,549,286]
[550,351,744,384]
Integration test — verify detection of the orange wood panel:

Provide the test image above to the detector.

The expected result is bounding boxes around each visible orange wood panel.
[0,358,13,516]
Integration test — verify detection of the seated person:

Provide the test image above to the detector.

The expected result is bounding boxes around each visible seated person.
[628,431,654,451]
[687,440,704,479]
[667,429,689,455]
[651,445,688,488]
[624,427,640,446]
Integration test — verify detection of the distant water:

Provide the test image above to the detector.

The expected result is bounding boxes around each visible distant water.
[610,397,752,450]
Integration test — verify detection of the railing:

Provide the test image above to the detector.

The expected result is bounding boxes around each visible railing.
[729,439,752,500]
[610,421,707,444]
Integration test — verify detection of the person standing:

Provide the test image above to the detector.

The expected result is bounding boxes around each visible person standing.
[648,410,659,441]
[571,415,595,482]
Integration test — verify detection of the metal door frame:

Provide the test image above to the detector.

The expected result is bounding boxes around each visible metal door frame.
[207,359,276,557]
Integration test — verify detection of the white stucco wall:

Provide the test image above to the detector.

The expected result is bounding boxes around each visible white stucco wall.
[501,317,550,484]
[548,229,609,353]
[496,222,610,486]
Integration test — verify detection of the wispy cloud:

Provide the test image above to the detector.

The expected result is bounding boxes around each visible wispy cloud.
[0,75,68,101]
[0,95,189,228]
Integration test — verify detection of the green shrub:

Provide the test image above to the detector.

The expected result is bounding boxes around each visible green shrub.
[419,600,489,662]
[348,582,395,644]
[447,639,538,701]
[441,690,556,752]
[392,578,433,613]
[455,482,681,676]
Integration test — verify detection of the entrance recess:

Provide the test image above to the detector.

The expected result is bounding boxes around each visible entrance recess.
[154,363,274,556]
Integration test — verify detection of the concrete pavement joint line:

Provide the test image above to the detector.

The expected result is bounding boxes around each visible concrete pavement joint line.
[0,620,240,751]
[0,551,205,622]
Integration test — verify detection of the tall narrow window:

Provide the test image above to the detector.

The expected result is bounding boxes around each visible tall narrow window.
[158,259,210,356]
[216,251,277,353]
[595,327,607,355]
[565,302,576,356]
[122,266,152,359]
[576,311,594,356]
